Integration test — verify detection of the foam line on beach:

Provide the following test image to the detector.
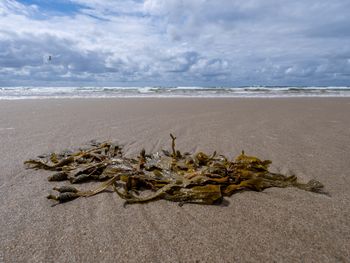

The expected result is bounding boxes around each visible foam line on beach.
[1,86,350,99]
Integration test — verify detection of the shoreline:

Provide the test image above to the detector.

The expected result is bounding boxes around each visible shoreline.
[2,95,350,100]
[1,86,350,100]
[2,96,350,102]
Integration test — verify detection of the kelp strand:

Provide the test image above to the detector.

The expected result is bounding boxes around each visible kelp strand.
[24,135,326,205]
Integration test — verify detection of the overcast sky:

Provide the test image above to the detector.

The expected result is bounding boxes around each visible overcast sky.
[0,0,350,86]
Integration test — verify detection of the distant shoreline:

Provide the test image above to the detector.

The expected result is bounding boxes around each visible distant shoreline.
[1,86,350,99]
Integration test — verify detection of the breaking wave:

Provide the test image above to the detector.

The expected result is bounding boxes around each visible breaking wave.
[1,86,350,99]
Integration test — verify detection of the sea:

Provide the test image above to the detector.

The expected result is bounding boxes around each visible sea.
[1,86,350,99]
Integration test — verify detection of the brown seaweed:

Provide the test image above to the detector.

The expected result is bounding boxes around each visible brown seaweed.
[25,135,326,205]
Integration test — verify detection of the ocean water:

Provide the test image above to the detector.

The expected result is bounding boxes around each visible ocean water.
[0,86,350,99]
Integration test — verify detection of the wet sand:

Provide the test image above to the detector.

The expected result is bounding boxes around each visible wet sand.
[0,98,349,262]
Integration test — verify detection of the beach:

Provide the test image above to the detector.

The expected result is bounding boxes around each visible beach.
[1,98,349,262]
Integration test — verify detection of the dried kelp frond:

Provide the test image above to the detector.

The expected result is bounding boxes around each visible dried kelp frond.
[24,136,326,206]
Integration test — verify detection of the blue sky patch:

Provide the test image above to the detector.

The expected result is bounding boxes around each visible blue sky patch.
[17,0,84,15]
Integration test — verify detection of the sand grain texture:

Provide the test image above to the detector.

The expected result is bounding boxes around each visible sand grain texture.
[1,98,350,263]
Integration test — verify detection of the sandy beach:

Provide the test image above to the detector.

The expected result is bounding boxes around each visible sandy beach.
[0,98,349,263]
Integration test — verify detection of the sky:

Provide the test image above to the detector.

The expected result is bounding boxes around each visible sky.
[0,0,350,87]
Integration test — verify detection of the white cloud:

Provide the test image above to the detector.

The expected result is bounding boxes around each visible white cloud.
[0,0,350,86]
[0,0,37,16]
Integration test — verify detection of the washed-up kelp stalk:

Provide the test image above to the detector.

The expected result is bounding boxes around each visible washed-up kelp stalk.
[24,135,325,206]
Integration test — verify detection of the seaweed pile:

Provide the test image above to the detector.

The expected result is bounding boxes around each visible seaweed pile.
[24,134,325,206]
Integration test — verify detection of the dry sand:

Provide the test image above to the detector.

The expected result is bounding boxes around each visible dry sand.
[0,98,349,263]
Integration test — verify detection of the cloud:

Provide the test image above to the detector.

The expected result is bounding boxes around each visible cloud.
[0,0,350,86]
